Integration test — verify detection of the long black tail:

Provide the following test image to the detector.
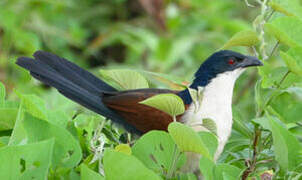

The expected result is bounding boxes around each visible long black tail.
[16,51,140,134]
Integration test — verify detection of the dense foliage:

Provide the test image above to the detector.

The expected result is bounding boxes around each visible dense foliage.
[0,0,302,179]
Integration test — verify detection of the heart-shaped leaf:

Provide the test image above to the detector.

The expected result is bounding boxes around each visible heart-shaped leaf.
[132,131,185,174]
[22,113,82,168]
[140,93,185,117]
[100,69,149,90]
[168,122,212,160]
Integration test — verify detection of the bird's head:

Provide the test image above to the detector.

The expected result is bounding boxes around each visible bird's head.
[190,50,263,89]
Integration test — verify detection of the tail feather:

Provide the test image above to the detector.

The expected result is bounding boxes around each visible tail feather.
[33,51,116,93]
[16,51,141,134]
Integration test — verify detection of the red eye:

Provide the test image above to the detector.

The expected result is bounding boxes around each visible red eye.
[228,59,235,65]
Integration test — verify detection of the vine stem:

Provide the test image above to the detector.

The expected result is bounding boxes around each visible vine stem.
[242,70,291,180]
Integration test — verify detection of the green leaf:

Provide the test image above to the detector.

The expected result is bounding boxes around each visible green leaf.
[0,139,54,180]
[202,118,217,135]
[267,114,302,171]
[198,132,218,159]
[140,93,185,117]
[214,164,242,180]
[8,103,26,146]
[16,93,47,120]
[103,150,160,180]
[81,164,105,180]
[115,144,132,155]
[253,117,271,131]
[0,82,5,106]
[265,17,302,47]
[269,0,302,19]
[140,70,186,90]
[177,173,198,180]
[132,131,185,173]
[168,122,212,160]
[199,157,215,180]
[221,30,259,49]
[258,64,299,88]
[100,69,149,90]
[74,114,103,141]
[270,91,302,123]
[46,110,69,128]
[22,113,82,168]
[280,47,302,76]
[0,108,18,131]
[232,111,252,138]
[13,30,41,54]
[0,136,9,148]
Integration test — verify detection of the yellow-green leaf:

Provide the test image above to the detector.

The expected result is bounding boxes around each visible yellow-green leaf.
[269,0,302,19]
[221,30,259,49]
[115,144,132,155]
[100,69,149,90]
[168,122,212,160]
[140,93,185,117]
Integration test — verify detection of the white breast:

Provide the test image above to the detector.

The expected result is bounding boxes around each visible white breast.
[181,68,245,160]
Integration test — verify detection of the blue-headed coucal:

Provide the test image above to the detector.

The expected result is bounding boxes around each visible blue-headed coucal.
[16,50,262,172]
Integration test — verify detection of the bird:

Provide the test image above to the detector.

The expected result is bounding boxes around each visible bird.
[16,50,262,173]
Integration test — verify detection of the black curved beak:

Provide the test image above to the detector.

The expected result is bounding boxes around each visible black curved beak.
[240,56,263,68]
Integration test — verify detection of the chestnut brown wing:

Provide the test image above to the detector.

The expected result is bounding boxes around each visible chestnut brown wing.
[102,88,188,133]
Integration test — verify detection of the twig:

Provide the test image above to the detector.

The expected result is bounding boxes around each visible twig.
[242,126,261,180]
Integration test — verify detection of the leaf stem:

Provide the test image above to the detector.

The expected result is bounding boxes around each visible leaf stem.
[173,116,176,122]
[268,41,279,59]
[265,10,275,22]
[277,70,290,89]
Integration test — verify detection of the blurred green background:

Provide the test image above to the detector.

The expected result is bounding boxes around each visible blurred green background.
[0,0,260,119]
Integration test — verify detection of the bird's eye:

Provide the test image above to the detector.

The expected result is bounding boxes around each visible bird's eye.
[228,58,235,65]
